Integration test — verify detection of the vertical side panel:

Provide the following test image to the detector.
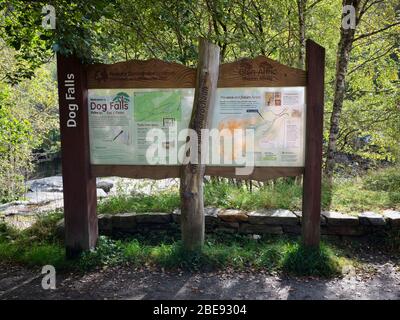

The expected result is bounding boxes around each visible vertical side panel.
[56,54,98,258]
[302,40,325,247]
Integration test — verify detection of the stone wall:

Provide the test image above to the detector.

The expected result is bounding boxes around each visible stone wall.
[97,208,400,237]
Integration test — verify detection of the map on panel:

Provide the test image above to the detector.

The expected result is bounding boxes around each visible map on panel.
[88,87,305,167]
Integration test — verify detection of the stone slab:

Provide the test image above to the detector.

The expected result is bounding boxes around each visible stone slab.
[111,213,137,230]
[217,209,248,222]
[239,223,283,235]
[322,211,359,226]
[358,211,386,226]
[247,209,298,225]
[321,225,365,236]
[293,211,327,226]
[135,212,171,224]
[383,210,400,227]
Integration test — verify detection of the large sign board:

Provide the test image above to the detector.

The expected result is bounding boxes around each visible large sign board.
[57,40,325,255]
[88,87,305,167]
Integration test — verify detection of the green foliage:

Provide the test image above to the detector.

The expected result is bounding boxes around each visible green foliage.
[0,40,58,202]
[282,243,343,277]
[0,0,398,203]
[79,236,125,269]
[204,178,303,210]
[0,101,33,202]
[98,168,400,215]
[0,218,349,277]
[363,167,400,193]
[98,192,180,214]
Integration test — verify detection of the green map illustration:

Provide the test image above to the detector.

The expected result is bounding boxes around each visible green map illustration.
[134,91,182,122]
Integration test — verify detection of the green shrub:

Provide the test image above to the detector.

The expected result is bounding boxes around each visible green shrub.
[363,167,400,193]
[282,243,343,277]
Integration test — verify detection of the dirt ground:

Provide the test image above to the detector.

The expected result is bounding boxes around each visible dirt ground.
[1,255,399,300]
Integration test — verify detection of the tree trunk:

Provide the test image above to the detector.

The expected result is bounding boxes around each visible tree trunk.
[297,0,307,69]
[325,0,360,177]
[180,38,220,252]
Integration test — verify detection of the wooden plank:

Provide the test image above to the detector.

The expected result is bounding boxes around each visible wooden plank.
[91,165,303,181]
[301,40,325,247]
[218,56,306,88]
[86,59,196,89]
[87,56,305,89]
[91,165,180,179]
[56,54,98,258]
[206,167,304,180]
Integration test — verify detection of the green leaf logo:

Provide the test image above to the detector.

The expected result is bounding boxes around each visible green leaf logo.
[113,92,130,104]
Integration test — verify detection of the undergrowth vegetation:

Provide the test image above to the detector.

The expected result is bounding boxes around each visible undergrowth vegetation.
[0,214,350,277]
[98,167,400,215]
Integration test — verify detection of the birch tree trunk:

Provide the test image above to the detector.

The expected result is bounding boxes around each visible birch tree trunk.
[180,38,220,252]
[325,0,360,176]
[297,0,307,69]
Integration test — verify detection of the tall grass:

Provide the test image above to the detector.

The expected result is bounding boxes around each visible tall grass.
[98,167,400,215]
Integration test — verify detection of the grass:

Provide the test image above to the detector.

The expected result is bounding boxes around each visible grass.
[0,211,68,269]
[98,166,400,215]
[0,166,398,277]
[0,214,350,277]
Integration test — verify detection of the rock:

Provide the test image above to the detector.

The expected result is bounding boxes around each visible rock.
[247,209,298,225]
[358,211,386,226]
[24,192,64,205]
[219,221,239,230]
[96,188,108,198]
[214,227,236,234]
[0,201,28,212]
[382,210,400,227]
[172,209,181,224]
[282,225,302,234]
[322,211,359,226]
[135,212,171,224]
[27,176,63,192]
[321,225,365,236]
[96,180,114,193]
[111,213,137,230]
[3,204,32,216]
[293,211,327,226]
[55,219,65,239]
[217,209,248,222]
[98,214,113,233]
[204,207,220,225]
[239,223,283,235]
[171,207,219,225]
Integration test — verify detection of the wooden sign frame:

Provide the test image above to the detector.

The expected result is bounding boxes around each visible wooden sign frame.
[57,40,325,256]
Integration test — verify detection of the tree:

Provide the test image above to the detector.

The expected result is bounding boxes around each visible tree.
[325,0,400,176]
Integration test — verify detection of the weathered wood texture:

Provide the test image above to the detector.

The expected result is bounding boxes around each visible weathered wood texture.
[301,40,325,247]
[57,54,98,258]
[218,55,306,87]
[180,39,220,251]
[86,55,305,89]
[91,165,303,180]
[86,59,196,89]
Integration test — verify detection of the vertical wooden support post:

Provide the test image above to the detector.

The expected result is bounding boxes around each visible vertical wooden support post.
[180,39,220,251]
[56,54,98,258]
[302,40,325,247]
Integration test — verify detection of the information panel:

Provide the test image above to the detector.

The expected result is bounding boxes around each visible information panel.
[88,87,305,166]
[211,87,305,167]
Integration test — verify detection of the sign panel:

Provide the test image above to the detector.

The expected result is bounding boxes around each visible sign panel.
[88,89,194,164]
[88,87,305,166]
[211,87,305,167]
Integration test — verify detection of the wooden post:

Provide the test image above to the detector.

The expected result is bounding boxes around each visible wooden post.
[180,39,220,251]
[302,40,325,247]
[56,54,98,258]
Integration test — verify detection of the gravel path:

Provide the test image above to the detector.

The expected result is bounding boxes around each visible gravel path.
[1,259,399,300]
